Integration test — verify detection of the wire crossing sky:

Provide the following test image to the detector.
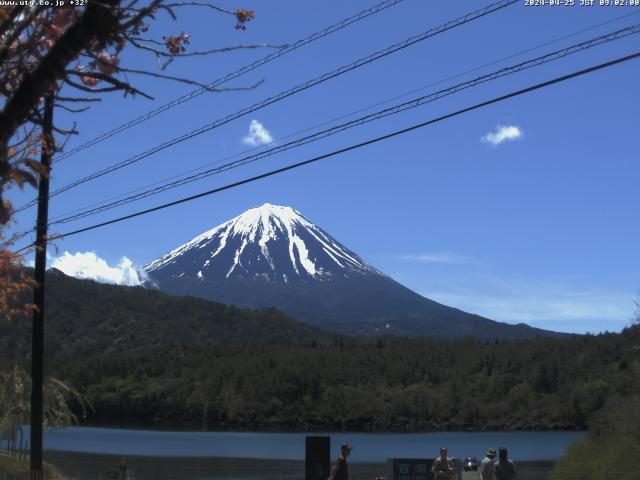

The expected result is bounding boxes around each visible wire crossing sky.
[42,23,640,227]
[53,0,407,163]
[14,0,517,213]
[9,0,640,334]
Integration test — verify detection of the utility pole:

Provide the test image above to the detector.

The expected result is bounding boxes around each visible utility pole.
[31,94,54,480]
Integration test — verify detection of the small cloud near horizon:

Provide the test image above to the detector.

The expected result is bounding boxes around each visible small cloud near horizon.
[242,120,273,147]
[50,251,145,286]
[398,252,479,265]
[481,125,523,146]
[423,288,635,334]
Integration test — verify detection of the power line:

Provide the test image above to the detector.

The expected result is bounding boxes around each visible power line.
[47,23,640,227]
[46,10,640,225]
[37,50,638,244]
[54,0,407,163]
[14,0,517,214]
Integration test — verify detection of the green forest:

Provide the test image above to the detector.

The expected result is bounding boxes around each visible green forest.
[0,271,638,433]
[1,271,639,478]
[3,326,638,433]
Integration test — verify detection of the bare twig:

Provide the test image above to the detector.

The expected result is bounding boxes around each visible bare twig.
[0,6,24,38]
[55,103,91,113]
[63,75,154,100]
[164,2,233,15]
[54,96,102,103]
[0,6,47,68]
[120,0,162,30]
[128,36,288,57]
[65,69,154,99]
[120,66,266,91]
[51,124,79,135]
[58,123,77,152]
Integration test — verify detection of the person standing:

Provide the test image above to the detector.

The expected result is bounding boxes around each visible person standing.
[480,448,497,480]
[431,445,456,480]
[330,443,352,480]
[493,447,516,480]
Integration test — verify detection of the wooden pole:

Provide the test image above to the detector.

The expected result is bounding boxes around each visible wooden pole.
[30,94,54,480]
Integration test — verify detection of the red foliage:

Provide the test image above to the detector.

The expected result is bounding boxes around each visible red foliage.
[235,9,254,30]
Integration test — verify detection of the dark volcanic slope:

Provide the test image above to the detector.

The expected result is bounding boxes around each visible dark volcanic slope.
[0,269,337,359]
[145,203,558,340]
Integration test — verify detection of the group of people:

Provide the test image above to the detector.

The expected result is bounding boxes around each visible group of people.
[479,446,516,480]
[329,443,516,480]
[432,445,516,479]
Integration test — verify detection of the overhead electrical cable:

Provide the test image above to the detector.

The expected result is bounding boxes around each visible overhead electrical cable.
[13,0,517,214]
[26,50,636,245]
[54,0,408,163]
[44,23,640,226]
[46,11,640,225]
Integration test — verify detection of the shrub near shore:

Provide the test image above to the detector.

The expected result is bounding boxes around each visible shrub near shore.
[0,453,63,480]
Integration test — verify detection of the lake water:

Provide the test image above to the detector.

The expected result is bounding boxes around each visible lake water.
[3,428,583,479]
[22,427,585,461]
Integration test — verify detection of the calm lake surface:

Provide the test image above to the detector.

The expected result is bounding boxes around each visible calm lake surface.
[29,427,585,461]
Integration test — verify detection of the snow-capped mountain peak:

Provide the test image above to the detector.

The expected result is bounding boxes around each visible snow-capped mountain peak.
[143,203,553,340]
[145,203,376,282]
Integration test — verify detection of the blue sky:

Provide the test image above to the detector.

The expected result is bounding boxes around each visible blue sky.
[9,0,640,333]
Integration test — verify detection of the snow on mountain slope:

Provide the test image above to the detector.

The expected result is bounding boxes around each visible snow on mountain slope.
[144,203,559,340]
[145,203,379,283]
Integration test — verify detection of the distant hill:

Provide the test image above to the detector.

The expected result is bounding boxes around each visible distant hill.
[0,269,338,358]
[145,203,560,340]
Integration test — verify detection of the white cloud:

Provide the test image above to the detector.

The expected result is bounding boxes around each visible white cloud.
[398,252,479,265]
[49,251,145,286]
[481,125,522,146]
[423,287,636,333]
[242,120,273,147]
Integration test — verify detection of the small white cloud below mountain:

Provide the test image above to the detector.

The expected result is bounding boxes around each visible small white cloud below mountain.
[50,251,145,286]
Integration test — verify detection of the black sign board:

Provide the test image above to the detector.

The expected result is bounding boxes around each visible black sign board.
[386,458,463,480]
[104,469,120,479]
[305,435,330,480]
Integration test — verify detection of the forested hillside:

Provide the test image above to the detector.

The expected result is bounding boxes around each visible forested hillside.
[0,269,338,358]
[1,270,637,432]
[18,325,638,432]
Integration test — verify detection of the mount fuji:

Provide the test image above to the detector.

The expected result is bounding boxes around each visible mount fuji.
[144,203,555,340]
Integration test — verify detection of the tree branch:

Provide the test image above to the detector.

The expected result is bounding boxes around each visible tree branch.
[63,76,154,100]
[128,36,287,57]
[0,6,47,69]
[0,6,24,38]
[120,66,266,91]
[164,2,233,15]
[0,0,121,172]
[65,69,153,98]
[120,0,162,30]
[54,95,102,103]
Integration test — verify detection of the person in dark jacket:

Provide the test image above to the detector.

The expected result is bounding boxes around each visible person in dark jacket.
[330,443,352,480]
[493,447,516,480]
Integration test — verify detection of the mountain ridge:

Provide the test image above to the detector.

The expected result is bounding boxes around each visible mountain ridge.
[0,268,339,359]
[144,203,560,340]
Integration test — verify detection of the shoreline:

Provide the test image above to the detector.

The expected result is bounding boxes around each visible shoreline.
[80,418,587,434]
[45,451,559,464]
[44,452,557,480]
